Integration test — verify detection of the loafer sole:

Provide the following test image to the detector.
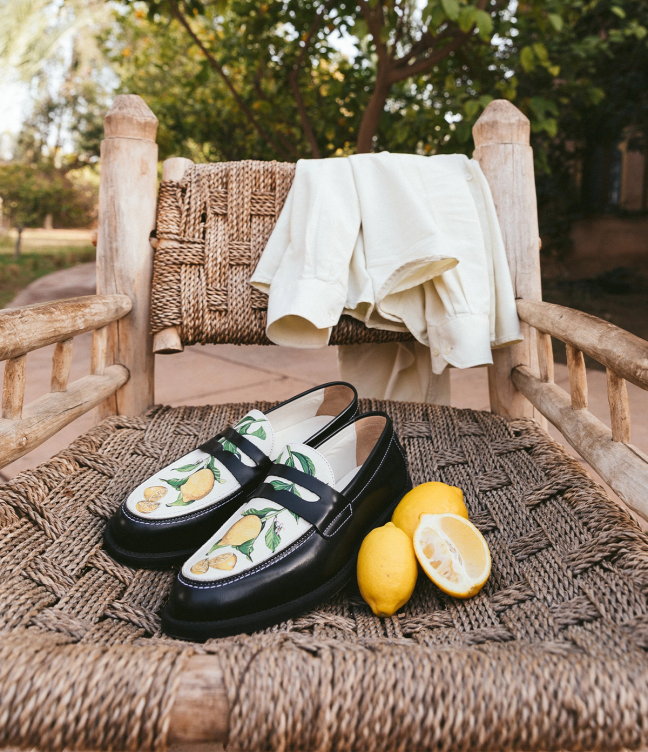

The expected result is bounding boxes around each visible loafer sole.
[103,525,196,569]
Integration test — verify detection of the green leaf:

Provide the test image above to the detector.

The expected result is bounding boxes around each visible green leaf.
[520,46,536,72]
[269,479,302,497]
[532,43,549,64]
[166,492,192,507]
[464,99,480,119]
[474,10,492,38]
[249,426,267,440]
[548,13,563,32]
[441,0,459,21]
[542,118,558,138]
[207,456,226,483]
[352,19,368,39]
[458,6,476,33]
[161,476,189,490]
[220,439,241,458]
[429,4,446,28]
[422,0,439,22]
[288,510,301,523]
[265,518,281,552]
[269,479,293,492]
[242,507,280,519]
[173,461,204,473]
[611,5,626,18]
[455,121,472,143]
[233,537,257,561]
[235,415,257,426]
[291,450,316,476]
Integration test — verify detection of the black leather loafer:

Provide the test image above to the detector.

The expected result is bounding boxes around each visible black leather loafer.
[104,382,357,567]
[161,411,411,640]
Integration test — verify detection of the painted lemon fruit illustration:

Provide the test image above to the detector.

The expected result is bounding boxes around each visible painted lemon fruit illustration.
[392,482,467,539]
[218,515,263,547]
[190,558,210,575]
[180,468,215,503]
[144,486,167,502]
[209,552,237,570]
[136,486,167,513]
[357,522,418,617]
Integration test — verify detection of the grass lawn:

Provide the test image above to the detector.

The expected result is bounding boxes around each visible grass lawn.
[0,234,95,309]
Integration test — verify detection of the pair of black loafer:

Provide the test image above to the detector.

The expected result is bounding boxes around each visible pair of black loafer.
[104,382,411,640]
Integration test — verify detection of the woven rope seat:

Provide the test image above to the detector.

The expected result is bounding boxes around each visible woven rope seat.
[2,399,648,751]
[151,160,413,346]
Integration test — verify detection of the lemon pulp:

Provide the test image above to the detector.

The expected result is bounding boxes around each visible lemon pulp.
[414,513,490,598]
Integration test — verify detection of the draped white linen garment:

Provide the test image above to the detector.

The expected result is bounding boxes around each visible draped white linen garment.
[250,152,522,402]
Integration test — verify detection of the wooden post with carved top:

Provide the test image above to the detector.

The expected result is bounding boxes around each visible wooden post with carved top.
[473,100,544,422]
[95,95,159,418]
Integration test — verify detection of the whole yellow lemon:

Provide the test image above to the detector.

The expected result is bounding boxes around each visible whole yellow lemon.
[392,482,467,539]
[357,522,418,617]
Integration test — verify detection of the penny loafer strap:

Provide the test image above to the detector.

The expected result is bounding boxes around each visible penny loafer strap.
[200,427,272,486]
[256,464,353,537]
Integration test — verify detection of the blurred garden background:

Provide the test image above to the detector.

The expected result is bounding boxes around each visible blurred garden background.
[0,0,647,347]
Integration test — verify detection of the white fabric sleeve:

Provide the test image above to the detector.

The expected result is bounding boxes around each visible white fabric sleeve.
[467,159,523,348]
[251,158,360,348]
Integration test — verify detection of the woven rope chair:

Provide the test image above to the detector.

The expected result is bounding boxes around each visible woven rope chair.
[1,95,648,752]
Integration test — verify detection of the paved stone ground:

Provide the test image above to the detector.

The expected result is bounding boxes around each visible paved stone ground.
[3,265,648,528]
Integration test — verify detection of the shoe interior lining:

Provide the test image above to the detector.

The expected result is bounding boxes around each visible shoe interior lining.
[266,385,354,459]
[271,416,331,459]
[319,415,387,491]
[316,384,355,419]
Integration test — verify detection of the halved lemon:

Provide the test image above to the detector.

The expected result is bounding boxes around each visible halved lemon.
[413,513,491,599]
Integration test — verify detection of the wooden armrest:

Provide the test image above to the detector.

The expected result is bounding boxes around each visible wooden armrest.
[516,299,648,390]
[514,298,648,520]
[0,295,132,359]
[0,294,133,469]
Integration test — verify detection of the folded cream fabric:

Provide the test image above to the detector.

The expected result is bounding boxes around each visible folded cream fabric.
[336,342,451,405]
[251,152,522,392]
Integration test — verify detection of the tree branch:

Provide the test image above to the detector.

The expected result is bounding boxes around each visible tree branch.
[357,0,391,64]
[390,34,467,83]
[166,0,295,160]
[287,0,337,158]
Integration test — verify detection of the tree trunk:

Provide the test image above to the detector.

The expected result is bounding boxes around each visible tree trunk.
[356,73,392,154]
[14,227,22,259]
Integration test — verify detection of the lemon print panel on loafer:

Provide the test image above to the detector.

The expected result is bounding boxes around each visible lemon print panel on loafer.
[161,411,412,641]
[103,382,358,567]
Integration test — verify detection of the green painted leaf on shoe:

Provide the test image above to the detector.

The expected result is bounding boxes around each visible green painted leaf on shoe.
[265,518,281,552]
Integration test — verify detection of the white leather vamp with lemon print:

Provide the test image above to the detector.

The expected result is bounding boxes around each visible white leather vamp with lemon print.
[125,410,272,520]
[184,442,345,581]
[103,382,358,567]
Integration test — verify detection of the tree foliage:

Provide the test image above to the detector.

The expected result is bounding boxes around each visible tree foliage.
[0,162,97,228]
[0,0,112,229]
[115,0,646,167]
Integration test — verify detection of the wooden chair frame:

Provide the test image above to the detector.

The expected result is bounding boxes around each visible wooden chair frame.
[0,94,647,745]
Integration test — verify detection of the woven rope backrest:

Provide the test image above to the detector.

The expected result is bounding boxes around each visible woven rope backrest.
[151,160,412,347]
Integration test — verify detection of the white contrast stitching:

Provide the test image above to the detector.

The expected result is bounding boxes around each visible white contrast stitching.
[323,503,352,537]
